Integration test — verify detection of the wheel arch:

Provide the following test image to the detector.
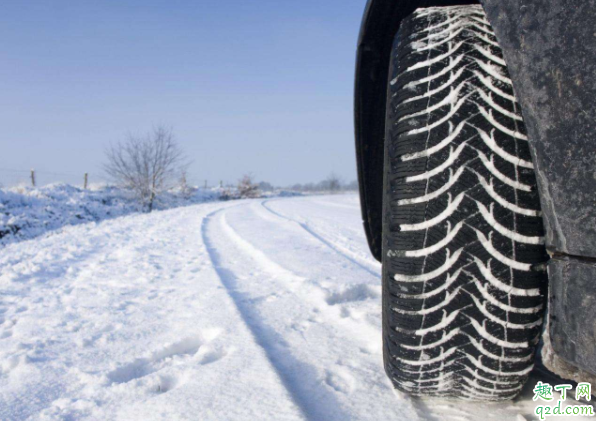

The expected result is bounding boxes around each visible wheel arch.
[354,0,479,262]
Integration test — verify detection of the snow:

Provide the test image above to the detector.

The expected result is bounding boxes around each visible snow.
[0,184,221,247]
[0,195,584,420]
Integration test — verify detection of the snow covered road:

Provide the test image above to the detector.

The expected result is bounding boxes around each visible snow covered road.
[0,195,577,420]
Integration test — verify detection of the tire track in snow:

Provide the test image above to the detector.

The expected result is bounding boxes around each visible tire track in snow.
[261,200,381,278]
[213,204,421,421]
[201,207,353,421]
[221,205,381,329]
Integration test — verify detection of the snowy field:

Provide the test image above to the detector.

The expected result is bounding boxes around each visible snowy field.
[0,195,582,420]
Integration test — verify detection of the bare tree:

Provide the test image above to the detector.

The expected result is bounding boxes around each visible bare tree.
[325,173,342,192]
[258,181,275,192]
[179,170,193,200]
[237,174,260,198]
[105,126,186,212]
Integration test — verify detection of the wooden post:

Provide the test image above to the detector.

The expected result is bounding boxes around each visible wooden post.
[204,180,208,189]
[219,180,223,188]
[84,173,88,189]
[30,169,36,187]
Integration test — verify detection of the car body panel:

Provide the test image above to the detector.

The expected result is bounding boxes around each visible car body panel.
[482,0,596,377]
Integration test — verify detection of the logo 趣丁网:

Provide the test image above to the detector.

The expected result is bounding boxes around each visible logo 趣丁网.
[533,381,594,419]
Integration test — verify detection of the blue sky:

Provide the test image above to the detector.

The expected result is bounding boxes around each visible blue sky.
[0,0,366,187]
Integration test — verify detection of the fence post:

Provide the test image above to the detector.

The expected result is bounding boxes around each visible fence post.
[84,173,88,189]
[30,169,36,187]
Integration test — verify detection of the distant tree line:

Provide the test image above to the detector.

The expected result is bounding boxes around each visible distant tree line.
[285,173,358,193]
[225,173,359,194]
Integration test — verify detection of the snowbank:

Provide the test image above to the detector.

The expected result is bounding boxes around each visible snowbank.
[0,183,221,247]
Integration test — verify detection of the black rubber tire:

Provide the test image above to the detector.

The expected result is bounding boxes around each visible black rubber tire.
[381,5,548,400]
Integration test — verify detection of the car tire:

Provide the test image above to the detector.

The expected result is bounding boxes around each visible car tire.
[381,5,548,400]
